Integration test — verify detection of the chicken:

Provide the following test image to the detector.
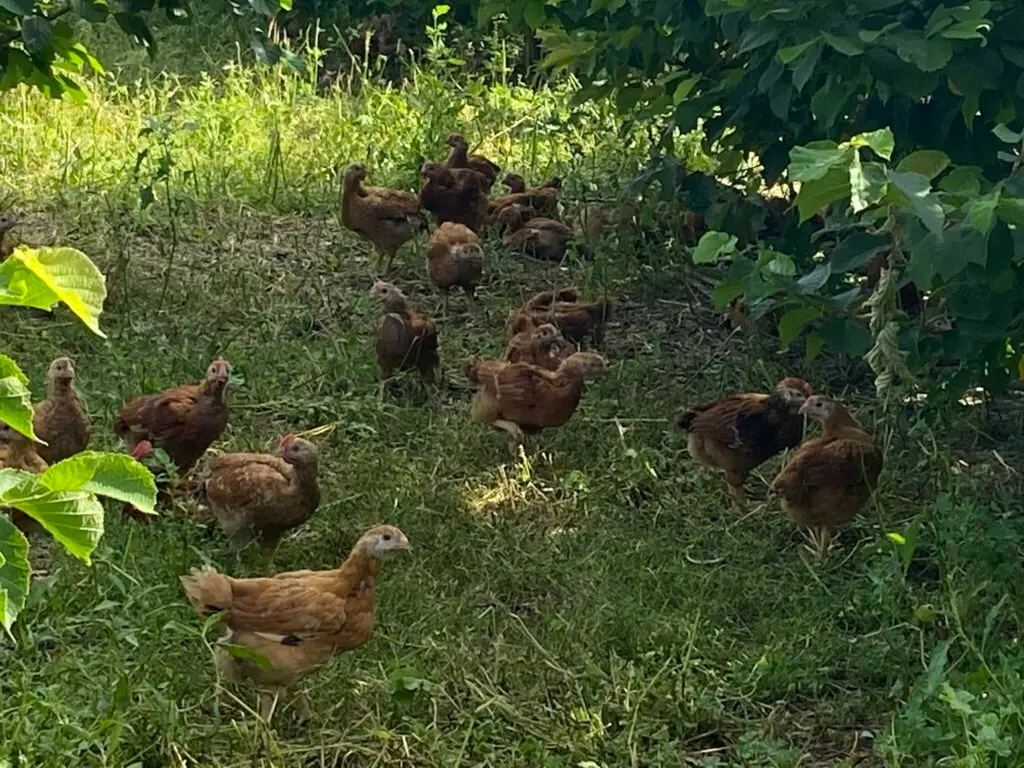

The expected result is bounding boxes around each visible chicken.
[426,222,484,314]
[0,212,19,261]
[444,133,500,189]
[32,356,91,464]
[419,162,490,232]
[503,323,572,370]
[180,524,410,724]
[0,421,48,534]
[507,295,614,346]
[523,287,581,310]
[771,396,882,557]
[677,377,813,508]
[503,173,561,194]
[371,281,439,388]
[465,352,609,444]
[115,357,231,474]
[206,435,320,558]
[503,217,574,261]
[340,164,427,273]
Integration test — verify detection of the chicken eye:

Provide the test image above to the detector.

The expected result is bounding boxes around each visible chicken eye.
[382,534,392,541]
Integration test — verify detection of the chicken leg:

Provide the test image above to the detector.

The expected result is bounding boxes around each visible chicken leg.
[493,419,526,447]
[804,525,834,559]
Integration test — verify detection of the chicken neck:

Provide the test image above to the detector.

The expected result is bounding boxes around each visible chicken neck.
[329,547,383,596]
[820,408,863,437]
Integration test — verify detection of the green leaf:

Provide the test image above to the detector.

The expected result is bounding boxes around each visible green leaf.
[939,166,983,196]
[41,452,157,514]
[886,171,945,235]
[0,516,29,632]
[523,0,545,28]
[0,354,38,441]
[692,231,738,264]
[805,333,825,360]
[829,232,889,272]
[858,22,900,43]
[712,279,745,310]
[822,31,864,56]
[71,0,109,22]
[996,198,1024,227]
[767,253,797,276]
[993,124,1023,144]
[223,643,273,669]
[819,316,872,356]
[778,307,821,346]
[672,76,699,105]
[795,167,851,222]
[0,247,107,336]
[789,145,852,182]
[0,471,104,564]
[966,191,1000,236]
[21,15,53,52]
[0,0,34,15]
[777,38,819,64]
[896,35,953,72]
[792,41,823,93]
[850,156,887,212]
[810,76,854,130]
[896,150,951,179]
[848,128,894,160]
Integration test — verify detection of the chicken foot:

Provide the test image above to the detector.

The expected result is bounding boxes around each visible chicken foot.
[258,688,311,726]
[803,525,834,559]
[493,419,526,446]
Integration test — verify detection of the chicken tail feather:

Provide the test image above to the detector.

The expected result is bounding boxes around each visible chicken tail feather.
[677,411,697,431]
[180,566,234,617]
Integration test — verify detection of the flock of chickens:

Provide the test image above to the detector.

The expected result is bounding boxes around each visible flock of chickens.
[0,134,884,726]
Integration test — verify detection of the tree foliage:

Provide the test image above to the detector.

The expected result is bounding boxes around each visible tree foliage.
[508,0,1024,396]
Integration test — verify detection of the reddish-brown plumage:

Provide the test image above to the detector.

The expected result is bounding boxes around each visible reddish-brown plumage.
[443,133,500,189]
[114,358,231,474]
[465,351,609,443]
[371,281,439,386]
[179,525,410,721]
[503,323,572,370]
[205,435,320,556]
[426,223,484,312]
[487,173,560,225]
[0,422,48,534]
[506,293,613,346]
[33,356,91,464]
[771,396,883,556]
[419,162,490,232]
[502,216,573,261]
[340,164,427,274]
[677,377,813,507]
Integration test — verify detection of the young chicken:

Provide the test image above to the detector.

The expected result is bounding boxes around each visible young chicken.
[180,524,410,724]
[487,174,560,224]
[32,356,91,464]
[115,358,231,474]
[677,377,813,508]
[419,162,490,232]
[426,222,484,314]
[465,352,609,444]
[503,217,574,261]
[371,281,439,389]
[0,421,48,534]
[524,287,581,310]
[443,133,500,189]
[771,396,883,557]
[503,323,572,370]
[205,435,321,558]
[340,164,427,273]
[503,173,561,194]
[0,212,19,261]
[507,296,614,346]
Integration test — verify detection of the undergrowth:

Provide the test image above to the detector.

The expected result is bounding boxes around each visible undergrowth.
[1,23,1023,768]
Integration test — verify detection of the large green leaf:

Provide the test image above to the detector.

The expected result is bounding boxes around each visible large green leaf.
[848,128,894,160]
[850,156,888,212]
[41,451,157,514]
[0,354,38,441]
[0,471,104,564]
[795,166,851,222]
[829,232,890,272]
[896,150,950,179]
[0,515,30,632]
[789,145,852,182]
[0,247,107,336]
[0,0,35,15]
[886,171,945,234]
[778,307,821,346]
[692,231,738,264]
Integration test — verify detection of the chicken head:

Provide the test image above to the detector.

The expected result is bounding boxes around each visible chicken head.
[344,163,368,184]
[775,377,813,407]
[357,524,411,557]
[276,435,318,468]
[47,356,76,385]
[799,395,837,422]
[560,351,609,378]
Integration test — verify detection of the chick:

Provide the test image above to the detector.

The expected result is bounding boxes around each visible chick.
[33,356,91,464]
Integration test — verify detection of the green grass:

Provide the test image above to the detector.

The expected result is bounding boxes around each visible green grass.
[2,36,1024,768]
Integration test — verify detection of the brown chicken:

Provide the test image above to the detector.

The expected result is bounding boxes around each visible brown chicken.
[340,164,427,273]
[507,295,614,346]
[180,524,410,724]
[0,212,19,261]
[426,222,484,314]
[677,378,813,508]
[444,133,500,189]
[523,287,581,310]
[115,358,231,474]
[487,175,560,225]
[206,435,320,558]
[465,352,609,444]
[419,162,490,232]
[503,173,561,194]
[32,356,91,464]
[503,323,572,370]
[504,217,574,261]
[371,281,439,388]
[771,396,883,557]
[0,421,48,534]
